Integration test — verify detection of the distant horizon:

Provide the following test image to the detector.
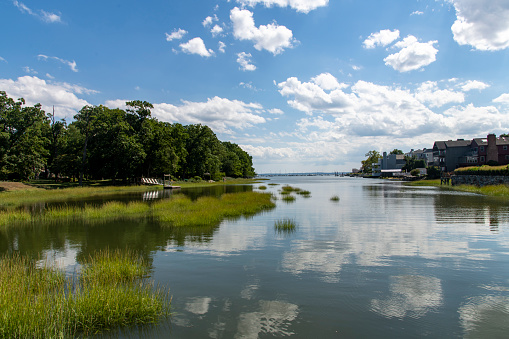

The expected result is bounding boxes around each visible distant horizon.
[2,0,509,173]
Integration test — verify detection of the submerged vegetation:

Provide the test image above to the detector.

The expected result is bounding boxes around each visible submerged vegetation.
[0,191,275,228]
[0,249,170,338]
[330,195,340,202]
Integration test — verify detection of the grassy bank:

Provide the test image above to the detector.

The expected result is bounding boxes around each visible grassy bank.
[0,191,276,228]
[0,249,170,338]
[404,179,509,197]
[0,178,264,209]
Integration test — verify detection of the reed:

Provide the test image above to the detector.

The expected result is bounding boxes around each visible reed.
[0,250,170,338]
[297,190,311,198]
[274,218,297,232]
[281,195,296,203]
[153,192,275,227]
[257,185,267,190]
[330,195,340,201]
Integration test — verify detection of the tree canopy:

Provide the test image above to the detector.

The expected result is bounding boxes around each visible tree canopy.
[0,92,255,182]
[361,150,381,174]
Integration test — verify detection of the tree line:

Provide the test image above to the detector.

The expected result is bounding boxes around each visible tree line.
[0,91,255,182]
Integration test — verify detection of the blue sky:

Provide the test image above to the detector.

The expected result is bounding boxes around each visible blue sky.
[1,0,509,173]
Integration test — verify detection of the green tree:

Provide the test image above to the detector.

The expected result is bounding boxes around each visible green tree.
[390,149,403,155]
[402,156,426,172]
[0,92,49,180]
[361,150,381,174]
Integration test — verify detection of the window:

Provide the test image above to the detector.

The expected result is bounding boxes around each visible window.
[480,156,485,162]
[504,146,508,151]
[480,146,485,152]
[506,155,509,160]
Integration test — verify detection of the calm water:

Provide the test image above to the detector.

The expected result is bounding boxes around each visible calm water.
[2,177,509,338]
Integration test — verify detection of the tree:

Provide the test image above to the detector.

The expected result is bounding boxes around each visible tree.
[390,149,403,155]
[0,92,49,180]
[361,150,381,174]
[402,155,426,172]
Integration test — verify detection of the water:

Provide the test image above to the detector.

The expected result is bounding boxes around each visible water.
[2,177,509,338]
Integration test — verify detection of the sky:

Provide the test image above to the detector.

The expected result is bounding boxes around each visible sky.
[1,0,509,173]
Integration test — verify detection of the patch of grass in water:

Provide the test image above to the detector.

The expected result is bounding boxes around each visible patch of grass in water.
[258,185,267,190]
[0,250,170,338]
[330,195,340,202]
[297,190,311,198]
[268,183,279,186]
[274,218,297,233]
[281,195,296,203]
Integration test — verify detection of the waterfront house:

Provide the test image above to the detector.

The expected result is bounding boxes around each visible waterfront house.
[372,152,406,177]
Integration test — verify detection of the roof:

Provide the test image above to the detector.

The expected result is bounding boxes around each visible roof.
[434,139,471,150]
[473,136,509,146]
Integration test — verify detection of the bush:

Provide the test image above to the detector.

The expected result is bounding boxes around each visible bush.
[426,166,441,179]
[410,169,420,177]
[454,165,509,176]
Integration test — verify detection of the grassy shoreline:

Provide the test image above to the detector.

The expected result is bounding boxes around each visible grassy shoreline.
[0,249,170,338]
[404,179,509,198]
[0,191,276,228]
[0,178,264,209]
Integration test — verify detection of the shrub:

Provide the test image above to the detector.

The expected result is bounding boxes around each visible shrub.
[410,169,420,177]
[454,165,509,176]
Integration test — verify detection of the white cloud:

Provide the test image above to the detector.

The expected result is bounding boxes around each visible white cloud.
[240,145,296,159]
[165,28,187,41]
[13,1,61,23]
[411,11,424,16]
[45,73,54,79]
[493,93,509,104]
[363,29,400,49]
[230,7,295,55]
[414,81,465,107]
[237,52,256,71]
[449,0,509,51]
[0,56,6,63]
[128,96,267,133]
[237,0,329,13]
[202,15,218,27]
[384,35,438,72]
[23,66,37,74]
[461,80,490,92]
[218,41,227,53]
[442,104,506,135]
[211,24,224,36]
[0,76,91,119]
[268,108,284,115]
[180,37,214,57]
[311,72,347,91]
[38,54,78,72]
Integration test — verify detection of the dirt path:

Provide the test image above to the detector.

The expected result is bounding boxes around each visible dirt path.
[0,181,41,192]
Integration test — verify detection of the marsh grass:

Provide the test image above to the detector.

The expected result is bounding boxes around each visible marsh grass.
[257,185,267,190]
[153,192,275,227]
[274,218,297,233]
[268,183,279,186]
[330,195,340,202]
[404,180,509,198]
[0,250,170,338]
[281,195,296,203]
[297,190,311,198]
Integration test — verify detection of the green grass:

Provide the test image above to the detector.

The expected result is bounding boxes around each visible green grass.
[274,218,297,233]
[281,195,296,203]
[268,183,279,186]
[0,191,276,229]
[404,179,509,198]
[258,185,267,190]
[404,179,441,187]
[297,190,311,198]
[330,195,340,202]
[0,250,170,338]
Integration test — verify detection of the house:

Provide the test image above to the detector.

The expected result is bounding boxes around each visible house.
[406,148,434,166]
[372,152,406,177]
[432,134,509,172]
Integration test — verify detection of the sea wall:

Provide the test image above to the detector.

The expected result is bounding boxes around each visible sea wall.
[452,175,509,187]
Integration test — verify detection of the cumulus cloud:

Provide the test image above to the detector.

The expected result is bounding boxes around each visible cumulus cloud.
[0,76,92,119]
[461,80,490,92]
[107,97,266,134]
[493,93,509,104]
[237,0,329,13]
[218,41,227,53]
[384,35,438,72]
[414,81,465,107]
[278,73,509,142]
[180,37,214,57]
[165,28,187,41]
[363,29,400,49]
[13,1,61,23]
[411,11,424,16]
[211,24,224,36]
[449,0,509,51]
[202,15,218,27]
[268,108,284,115]
[230,7,295,55]
[237,52,256,71]
[38,54,78,72]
